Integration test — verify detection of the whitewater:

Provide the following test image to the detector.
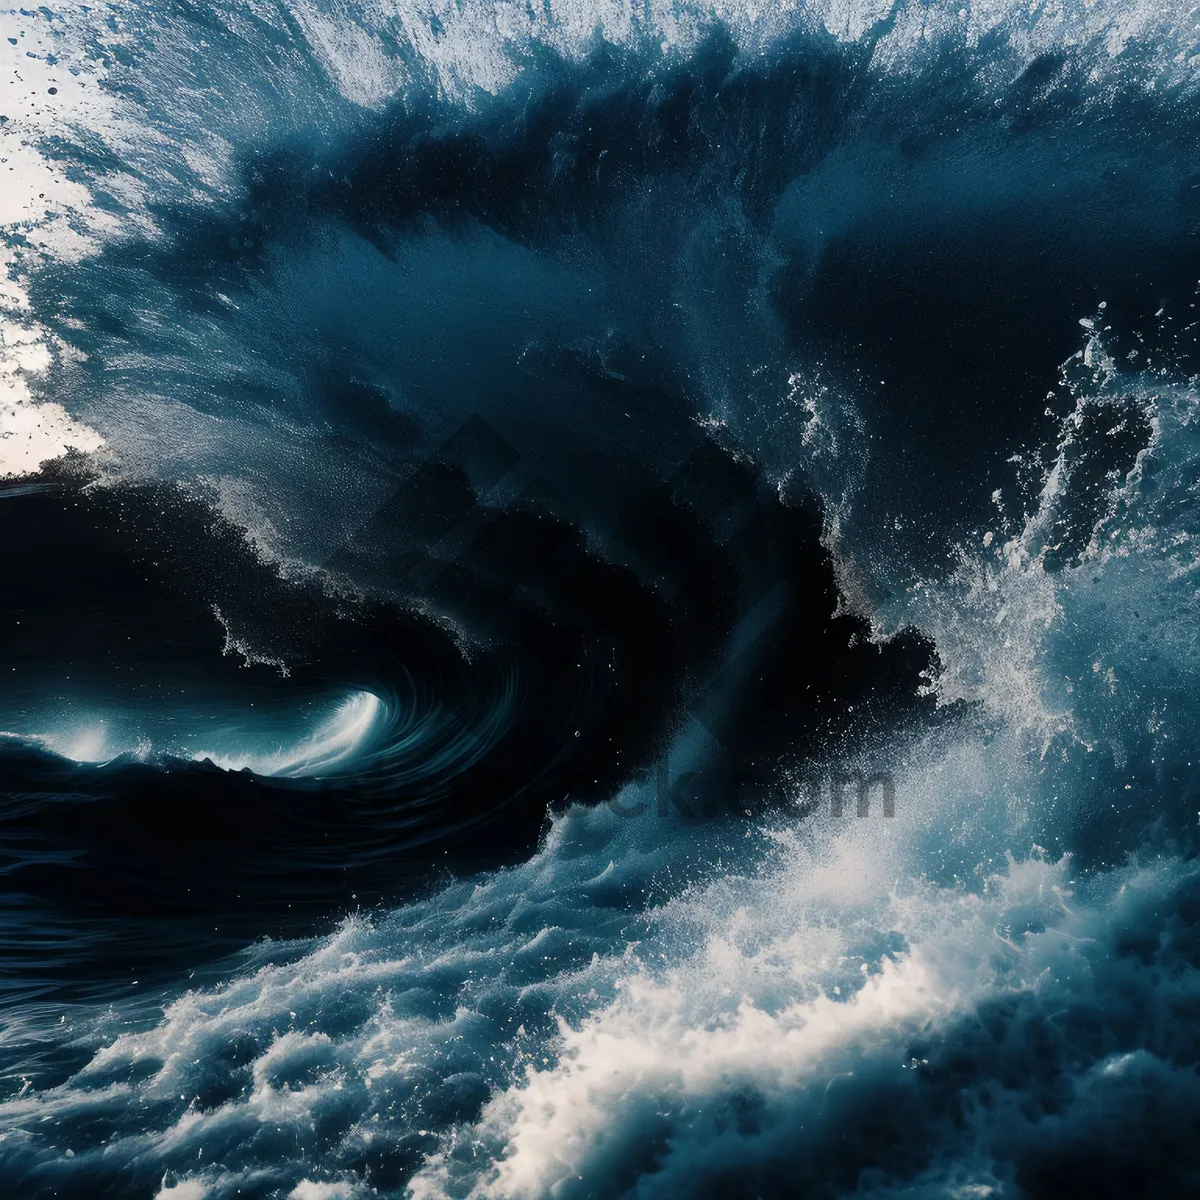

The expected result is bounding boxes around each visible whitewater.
[2,1,1200,1197]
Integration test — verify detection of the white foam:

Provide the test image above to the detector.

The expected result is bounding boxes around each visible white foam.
[0,730,1190,1196]
[410,838,1153,1196]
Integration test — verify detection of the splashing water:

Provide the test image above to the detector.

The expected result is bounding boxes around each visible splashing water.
[2,1,1200,1197]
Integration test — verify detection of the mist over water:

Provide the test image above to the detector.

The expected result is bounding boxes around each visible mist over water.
[2,1,1200,1196]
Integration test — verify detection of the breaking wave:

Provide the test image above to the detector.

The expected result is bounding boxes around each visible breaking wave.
[1,1,1200,1197]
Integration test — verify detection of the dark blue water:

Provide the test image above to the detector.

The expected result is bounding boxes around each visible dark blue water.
[1,2,1200,1196]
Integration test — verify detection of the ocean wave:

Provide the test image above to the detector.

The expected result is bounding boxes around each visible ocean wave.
[2,0,1200,1196]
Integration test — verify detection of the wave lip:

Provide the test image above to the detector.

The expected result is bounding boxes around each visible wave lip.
[191,689,384,778]
[3,1,1200,1196]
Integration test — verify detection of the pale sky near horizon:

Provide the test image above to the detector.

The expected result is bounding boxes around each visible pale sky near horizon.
[0,6,106,477]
